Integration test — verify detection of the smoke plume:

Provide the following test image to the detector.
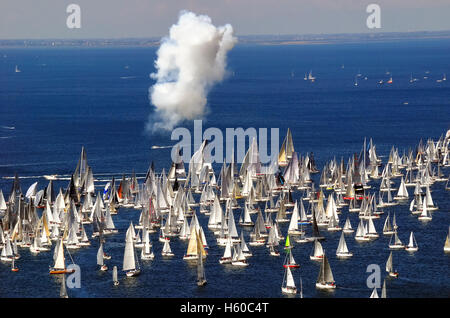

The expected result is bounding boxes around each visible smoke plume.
[148,11,237,132]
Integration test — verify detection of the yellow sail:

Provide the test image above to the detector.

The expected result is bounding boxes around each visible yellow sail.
[186,227,207,257]
[196,230,207,257]
[10,220,21,241]
[278,138,287,165]
[42,212,51,239]
[186,227,199,256]
[286,128,295,159]
[233,181,243,199]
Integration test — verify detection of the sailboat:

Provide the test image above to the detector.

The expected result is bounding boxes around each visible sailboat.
[97,243,108,271]
[405,231,418,252]
[240,231,252,257]
[283,247,300,268]
[386,251,398,278]
[283,237,299,268]
[354,219,370,242]
[1,235,14,262]
[310,239,324,260]
[15,65,21,73]
[388,232,405,250]
[231,244,249,267]
[381,279,387,298]
[11,257,19,272]
[444,227,450,252]
[336,232,353,259]
[369,287,379,298]
[184,227,207,260]
[278,128,295,167]
[342,217,354,234]
[123,228,141,277]
[161,239,175,257]
[418,197,432,221]
[281,267,297,294]
[219,237,233,264]
[382,213,395,235]
[112,266,119,286]
[308,70,316,82]
[50,239,75,274]
[197,235,207,286]
[393,177,409,200]
[141,229,154,260]
[316,253,336,289]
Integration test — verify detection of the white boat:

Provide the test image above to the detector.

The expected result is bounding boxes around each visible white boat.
[97,243,108,271]
[281,267,297,294]
[405,231,418,252]
[161,239,174,257]
[112,266,119,286]
[386,251,398,278]
[355,219,370,242]
[316,254,336,289]
[219,237,233,264]
[49,239,76,274]
[418,197,432,221]
[231,245,249,267]
[123,228,141,277]
[141,229,154,260]
[310,239,324,260]
[366,217,379,239]
[388,232,405,250]
[444,226,450,253]
[1,235,14,262]
[393,177,409,200]
[369,287,379,298]
[15,65,21,73]
[308,70,316,82]
[342,217,354,234]
[240,231,252,257]
[382,213,395,235]
[381,279,387,298]
[336,232,353,259]
[197,234,207,286]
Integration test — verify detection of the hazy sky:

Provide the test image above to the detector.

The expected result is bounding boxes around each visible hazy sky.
[1,0,450,39]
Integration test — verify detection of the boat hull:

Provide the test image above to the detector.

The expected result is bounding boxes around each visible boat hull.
[316,282,336,289]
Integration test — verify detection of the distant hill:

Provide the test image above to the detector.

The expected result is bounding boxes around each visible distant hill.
[1,30,450,48]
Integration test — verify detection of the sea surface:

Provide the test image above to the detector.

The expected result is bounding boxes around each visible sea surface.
[0,39,449,298]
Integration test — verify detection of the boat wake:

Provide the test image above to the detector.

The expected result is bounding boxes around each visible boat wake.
[151,145,172,149]
[120,76,137,80]
[0,126,15,130]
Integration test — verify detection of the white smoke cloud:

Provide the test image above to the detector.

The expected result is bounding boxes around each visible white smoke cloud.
[148,11,237,132]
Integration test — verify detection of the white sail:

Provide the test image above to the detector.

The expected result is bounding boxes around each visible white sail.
[312,239,324,257]
[336,232,349,254]
[0,190,6,210]
[54,239,66,270]
[123,229,136,271]
[370,288,379,298]
[97,243,104,266]
[285,267,296,289]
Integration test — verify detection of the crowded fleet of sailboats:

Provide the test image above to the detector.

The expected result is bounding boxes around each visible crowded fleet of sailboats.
[0,128,449,297]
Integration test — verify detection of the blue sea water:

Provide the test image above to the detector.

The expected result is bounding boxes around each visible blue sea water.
[0,39,449,298]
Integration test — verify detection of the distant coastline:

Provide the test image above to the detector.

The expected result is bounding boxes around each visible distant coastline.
[1,30,450,48]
